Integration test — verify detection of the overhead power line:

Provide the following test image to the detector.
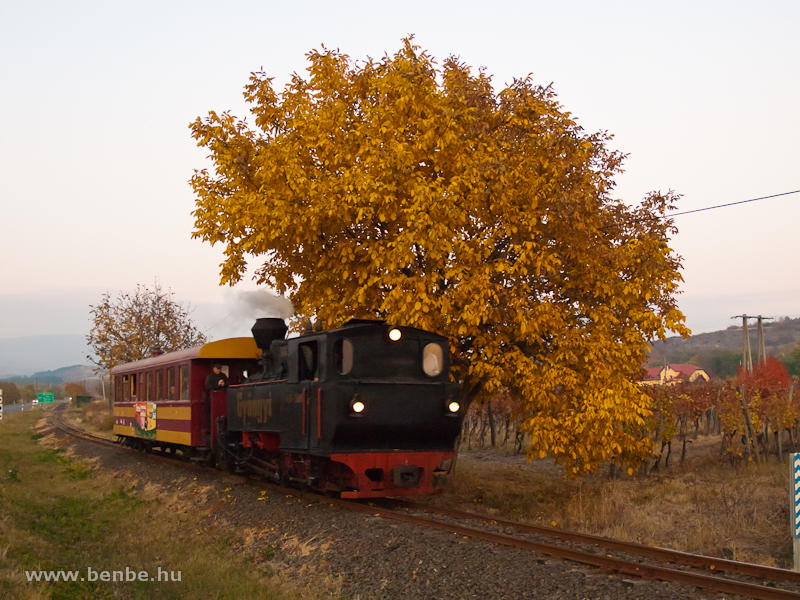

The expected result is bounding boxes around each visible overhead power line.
[667,189,800,218]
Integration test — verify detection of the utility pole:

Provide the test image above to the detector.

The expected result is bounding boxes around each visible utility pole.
[732,314,761,464]
[733,315,753,372]
[756,315,774,364]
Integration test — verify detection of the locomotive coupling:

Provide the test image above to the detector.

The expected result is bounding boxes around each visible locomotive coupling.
[391,465,420,487]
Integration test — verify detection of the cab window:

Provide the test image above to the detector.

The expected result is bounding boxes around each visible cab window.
[298,341,318,380]
[334,339,353,375]
[422,343,443,377]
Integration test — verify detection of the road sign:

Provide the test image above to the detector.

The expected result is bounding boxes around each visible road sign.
[37,392,54,404]
[793,453,800,570]
[794,454,800,537]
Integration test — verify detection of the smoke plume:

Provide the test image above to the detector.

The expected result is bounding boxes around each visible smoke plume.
[229,289,295,322]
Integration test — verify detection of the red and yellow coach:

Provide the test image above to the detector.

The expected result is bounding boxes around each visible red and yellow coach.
[111,339,261,453]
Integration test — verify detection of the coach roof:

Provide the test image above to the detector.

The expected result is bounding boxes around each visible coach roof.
[111,337,261,375]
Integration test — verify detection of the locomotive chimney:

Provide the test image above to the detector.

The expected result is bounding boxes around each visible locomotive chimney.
[251,318,288,352]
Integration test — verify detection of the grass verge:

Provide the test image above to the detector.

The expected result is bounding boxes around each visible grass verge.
[0,410,330,600]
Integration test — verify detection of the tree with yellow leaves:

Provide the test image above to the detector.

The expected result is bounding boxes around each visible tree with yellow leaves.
[190,39,688,474]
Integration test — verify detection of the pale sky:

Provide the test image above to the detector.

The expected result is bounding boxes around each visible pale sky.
[2,0,798,342]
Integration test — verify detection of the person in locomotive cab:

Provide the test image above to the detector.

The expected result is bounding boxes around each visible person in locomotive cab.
[205,363,228,391]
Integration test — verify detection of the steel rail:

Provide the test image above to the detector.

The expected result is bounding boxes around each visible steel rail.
[391,499,800,585]
[51,404,120,448]
[48,409,800,599]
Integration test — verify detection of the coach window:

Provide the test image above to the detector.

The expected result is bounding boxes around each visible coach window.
[298,341,318,381]
[123,375,130,401]
[145,372,153,401]
[167,368,176,400]
[334,339,353,375]
[156,369,164,401]
[130,374,137,400]
[179,365,189,400]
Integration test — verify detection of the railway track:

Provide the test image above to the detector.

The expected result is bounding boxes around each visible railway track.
[49,403,800,600]
[50,402,121,449]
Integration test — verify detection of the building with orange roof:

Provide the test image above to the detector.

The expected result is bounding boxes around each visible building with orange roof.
[639,363,710,386]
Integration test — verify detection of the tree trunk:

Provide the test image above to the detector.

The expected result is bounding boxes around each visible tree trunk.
[664,440,672,468]
[449,437,462,476]
[739,385,761,465]
[514,431,524,455]
[468,417,479,450]
[762,421,770,459]
[487,401,496,448]
[777,419,783,462]
[651,440,667,473]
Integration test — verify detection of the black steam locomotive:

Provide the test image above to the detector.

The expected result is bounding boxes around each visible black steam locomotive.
[216,318,462,498]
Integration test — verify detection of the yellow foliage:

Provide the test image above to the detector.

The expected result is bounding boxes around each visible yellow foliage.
[190,39,688,474]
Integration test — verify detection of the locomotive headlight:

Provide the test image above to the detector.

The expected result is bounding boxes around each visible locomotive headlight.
[448,401,460,413]
[350,394,365,416]
[389,328,402,341]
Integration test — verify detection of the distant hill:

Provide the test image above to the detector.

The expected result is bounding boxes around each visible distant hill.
[2,365,98,386]
[0,334,93,377]
[648,317,800,378]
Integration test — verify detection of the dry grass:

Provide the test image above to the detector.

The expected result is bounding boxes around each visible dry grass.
[0,410,333,600]
[67,400,115,439]
[440,436,793,568]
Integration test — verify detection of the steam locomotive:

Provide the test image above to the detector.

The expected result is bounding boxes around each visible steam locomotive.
[111,318,464,498]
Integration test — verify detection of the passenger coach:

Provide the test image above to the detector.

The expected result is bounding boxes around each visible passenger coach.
[111,339,261,453]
